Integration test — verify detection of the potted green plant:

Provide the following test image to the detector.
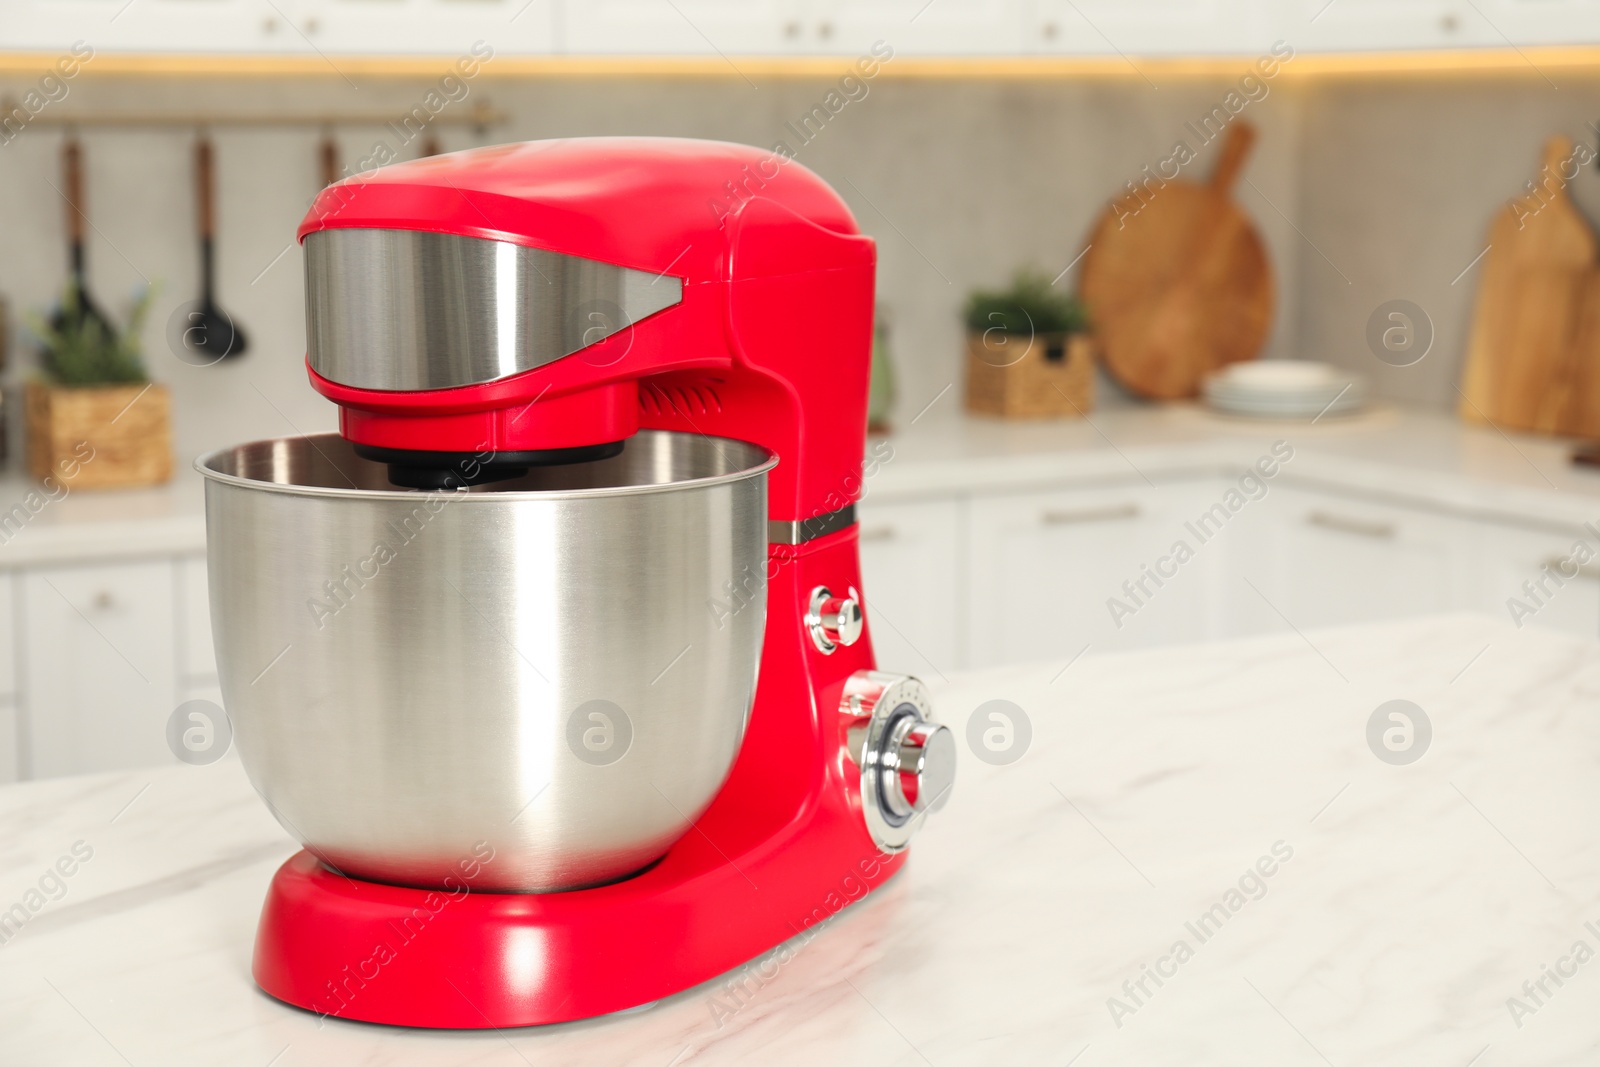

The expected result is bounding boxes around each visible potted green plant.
[25,284,172,488]
[963,268,1094,419]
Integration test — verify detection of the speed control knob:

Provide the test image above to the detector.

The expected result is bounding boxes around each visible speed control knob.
[882,718,956,818]
[839,671,956,852]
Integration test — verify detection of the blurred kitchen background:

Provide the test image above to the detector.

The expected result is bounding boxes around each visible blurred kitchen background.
[5,1,1600,781]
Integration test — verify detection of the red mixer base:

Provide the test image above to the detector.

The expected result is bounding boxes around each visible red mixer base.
[253,812,903,1027]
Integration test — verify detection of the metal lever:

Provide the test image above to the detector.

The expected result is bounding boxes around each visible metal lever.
[806,585,863,654]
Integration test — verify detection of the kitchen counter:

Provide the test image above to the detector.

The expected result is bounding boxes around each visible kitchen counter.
[8,402,1600,569]
[0,468,205,567]
[867,402,1600,531]
[2,613,1597,1064]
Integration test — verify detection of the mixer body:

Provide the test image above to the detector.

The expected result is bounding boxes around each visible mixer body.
[204,138,954,1027]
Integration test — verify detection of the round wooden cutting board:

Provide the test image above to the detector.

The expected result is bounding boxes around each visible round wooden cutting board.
[1078,121,1274,400]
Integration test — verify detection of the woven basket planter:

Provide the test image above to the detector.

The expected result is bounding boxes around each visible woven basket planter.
[964,331,1094,419]
[26,380,172,489]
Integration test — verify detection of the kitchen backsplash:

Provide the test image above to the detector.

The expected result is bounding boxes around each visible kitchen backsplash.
[0,66,1595,465]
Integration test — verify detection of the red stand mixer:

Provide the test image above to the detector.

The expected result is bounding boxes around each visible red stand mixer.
[197,137,954,1028]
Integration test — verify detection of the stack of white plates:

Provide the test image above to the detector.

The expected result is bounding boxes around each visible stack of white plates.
[1202,360,1366,419]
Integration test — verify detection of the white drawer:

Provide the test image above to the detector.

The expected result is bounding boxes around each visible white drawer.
[21,560,177,778]
[1474,521,1600,639]
[858,497,966,676]
[179,555,218,680]
[0,573,17,701]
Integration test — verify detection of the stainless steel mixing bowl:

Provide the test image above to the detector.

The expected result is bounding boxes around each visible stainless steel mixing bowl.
[197,430,773,892]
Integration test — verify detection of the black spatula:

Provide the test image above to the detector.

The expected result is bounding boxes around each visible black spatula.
[186,135,247,361]
[50,135,114,340]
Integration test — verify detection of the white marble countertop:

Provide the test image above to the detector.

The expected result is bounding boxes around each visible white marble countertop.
[1,613,1597,1064]
[5,402,1600,567]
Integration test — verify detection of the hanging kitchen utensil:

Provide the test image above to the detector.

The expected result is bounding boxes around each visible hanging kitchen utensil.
[186,134,247,361]
[1078,121,1274,400]
[319,131,340,187]
[50,134,114,340]
[1459,135,1595,434]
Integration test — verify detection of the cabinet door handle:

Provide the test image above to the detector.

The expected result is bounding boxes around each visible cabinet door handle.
[1541,556,1600,581]
[92,590,116,611]
[1306,511,1396,540]
[859,525,897,544]
[1040,503,1141,526]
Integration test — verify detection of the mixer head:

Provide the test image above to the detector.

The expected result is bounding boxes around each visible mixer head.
[298,137,876,505]
[304,227,678,488]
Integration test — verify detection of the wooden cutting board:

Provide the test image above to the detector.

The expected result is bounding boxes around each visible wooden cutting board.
[1560,271,1600,438]
[1078,121,1274,400]
[1459,135,1597,434]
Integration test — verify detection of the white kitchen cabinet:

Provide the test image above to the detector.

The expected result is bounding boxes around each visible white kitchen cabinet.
[857,497,966,677]
[1285,0,1600,53]
[1494,0,1600,45]
[4,443,1597,782]
[567,0,1107,57]
[811,0,1025,56]
[0,702,17,785]
[1194,472,1290,639]
[7,0,1595,57]
[6,0,313,54]
[0,575,15,783]
[178,554,218,682]
[179,680,228,719]
[561,0,802,55]
[3,0,553,55]
[963,480,1219,668]
[872,472,1600,678]
[311,1,555,56]
[20,560,177,778]
[1236,485,1474,632]
[0,574,17,703]
[1473,521,1600,638]
[1029,0,1275,56]
[1288,0,1500,53]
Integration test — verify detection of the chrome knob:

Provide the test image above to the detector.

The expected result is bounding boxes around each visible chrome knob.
[807,585,863,654]
[883,719,956,818]
[838,671,956,852]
